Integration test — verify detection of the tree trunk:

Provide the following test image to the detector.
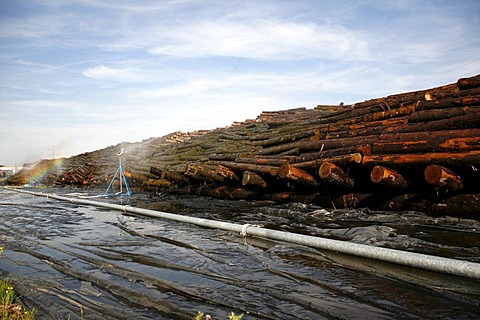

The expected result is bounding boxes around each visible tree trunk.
[370,166,408,189]
[279,163,318,187]
[242,170,268,188]
[319,162,354,188]
[424,164,463,190]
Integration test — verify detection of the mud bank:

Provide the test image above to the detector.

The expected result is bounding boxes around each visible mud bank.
[1,188,480,319]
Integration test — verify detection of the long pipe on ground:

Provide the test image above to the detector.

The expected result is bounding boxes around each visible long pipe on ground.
[5,187,480,279]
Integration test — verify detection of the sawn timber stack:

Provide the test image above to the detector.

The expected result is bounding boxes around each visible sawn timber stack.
[7,75,480,218]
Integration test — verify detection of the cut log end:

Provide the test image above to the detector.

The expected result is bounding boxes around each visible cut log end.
[319,162,332,179]
[242,170,267,188]
[424,164,442,184]
[319,162,354,188]
[424,164,464,190]
[370,166,386,183]
[279,163,317,187]
[370,165,408,188]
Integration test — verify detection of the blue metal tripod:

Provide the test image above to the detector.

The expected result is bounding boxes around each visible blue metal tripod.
[104,152,132,197]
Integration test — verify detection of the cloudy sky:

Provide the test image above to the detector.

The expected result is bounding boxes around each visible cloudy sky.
[1,0,479,165]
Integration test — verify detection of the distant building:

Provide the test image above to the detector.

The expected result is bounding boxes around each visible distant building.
[0,164,22,178]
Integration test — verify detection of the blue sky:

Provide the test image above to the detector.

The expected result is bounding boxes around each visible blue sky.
[1,0,479,165]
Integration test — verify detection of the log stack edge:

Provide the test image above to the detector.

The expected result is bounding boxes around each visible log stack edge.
[7,75,480,217]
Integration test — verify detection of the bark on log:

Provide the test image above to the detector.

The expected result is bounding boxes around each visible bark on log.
[319,162,354,188]
[424,164,464,190]
[425,86,479,101]
[370,166,408,189]
[279,163,318,187]
[143,178,172,188]
[258,140,304,155]
[299,136,378,153]
[242,170,267,188]
[149,166,163,177]
[213,161,279,176]
[372,128,480,154]
[408,106,470,122]
[163,171,190,184]
[217,165,239,181]
[429,194,480,218]
[151,166,190,183]
[416,98,463,110]
[253,129,316,147]
[362,150,480,167]
[294,153,363,170]
[234,156,287,167]
[184,164,225,182]
[457,75,480,90]
[192,185,256,200]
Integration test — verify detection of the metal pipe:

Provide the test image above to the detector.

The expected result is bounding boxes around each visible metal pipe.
[5,187,480,279]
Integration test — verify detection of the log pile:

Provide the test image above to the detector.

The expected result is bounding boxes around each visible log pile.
[6,75,480,217]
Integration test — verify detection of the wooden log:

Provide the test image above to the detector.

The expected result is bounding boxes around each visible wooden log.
[213,161,279,176]
[425,86,479,101]
[457,75,480,90]
[332,104,416,127]
[416,98,463,110]
[463,96,480,106]
[143,178,172,188]
[279,163,318,187]
[429,194,480,218]
[242,170,267,188]
[373,136,480,154]
[370,166,408,189]
[234,156,287,167]
[163,171,190,184]
[128,172,149,183]
[372,128,480,154]
[319,162,354,188]
[208,153,241,161]
[299,136,377,153]
[149,166,163,177]
[284,145,369,165]
[258,140,304,155]
[184,164,225,182]
[294,153,363,170]
[195,185,256,200]
[362,150,480,167]
[408,106,469,122]
[216,165,239,181]
[424,164,464,190]
[253,129,316,147]
[383,108,480,133]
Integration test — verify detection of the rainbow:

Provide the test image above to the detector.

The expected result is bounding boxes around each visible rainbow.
[28,158,65,185]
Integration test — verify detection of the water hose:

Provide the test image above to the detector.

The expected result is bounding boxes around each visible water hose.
[4,187,480,279]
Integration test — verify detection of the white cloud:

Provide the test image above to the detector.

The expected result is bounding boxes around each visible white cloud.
[148,20,368,60]
[82,65,146,82]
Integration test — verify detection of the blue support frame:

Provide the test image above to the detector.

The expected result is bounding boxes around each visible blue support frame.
[103,162,132,197]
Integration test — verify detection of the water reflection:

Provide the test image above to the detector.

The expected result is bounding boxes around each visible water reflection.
[0,188,479,319]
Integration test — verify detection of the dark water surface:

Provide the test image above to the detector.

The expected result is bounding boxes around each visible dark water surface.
[0,188,479,319]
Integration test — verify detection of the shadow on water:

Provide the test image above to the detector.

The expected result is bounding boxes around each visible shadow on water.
[0,188,479,319]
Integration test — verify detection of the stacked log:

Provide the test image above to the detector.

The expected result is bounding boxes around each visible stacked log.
[7,74,480,217]
[56,163,95,185]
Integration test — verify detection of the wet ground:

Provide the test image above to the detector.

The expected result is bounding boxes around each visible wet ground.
[1,187,480,319]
